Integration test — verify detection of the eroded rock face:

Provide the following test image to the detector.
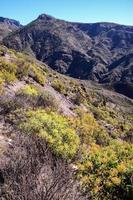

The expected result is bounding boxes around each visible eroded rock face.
[2,14,133,98]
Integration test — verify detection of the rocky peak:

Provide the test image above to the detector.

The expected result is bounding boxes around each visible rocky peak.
[0,17,21,27]
[37,13,56,21]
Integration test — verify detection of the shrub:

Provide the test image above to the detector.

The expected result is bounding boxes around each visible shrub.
[1,61,17,74]
[0,46,7,56]
[52,79,66,94]
[71,92,86,105]
[70,109,110,145]
[37,91,58,110]
[16,58,30,78]
[1,133,84,200]
[19,84,40,96]
[10,109,80,159]
[13,84,41,109]
[0,98,16,114]
[0,52,46,86]
[15,84,40,109]
[14,55,46,85]
[76,140,133,200]
[0,75,3,89]
[17,85,59,110]
[30,64,46,85]
[0,60,17,83]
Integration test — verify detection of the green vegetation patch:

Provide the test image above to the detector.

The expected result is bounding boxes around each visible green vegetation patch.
[51,79,67,94]
[19,84,40,96]
[70,109,110,145]
[10,109,80,159]
[30,64,46,85]
[0,48,46,88]
[0,59,17,84]
[76,140,133,199]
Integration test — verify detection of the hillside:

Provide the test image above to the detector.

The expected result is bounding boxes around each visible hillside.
[0,45,133,200]
[0,17,22,41]
[2,14,133,98]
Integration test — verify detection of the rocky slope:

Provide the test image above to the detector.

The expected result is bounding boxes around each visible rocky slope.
[2,14,133,98]
[0,45,133,199]
[0,17,22,41]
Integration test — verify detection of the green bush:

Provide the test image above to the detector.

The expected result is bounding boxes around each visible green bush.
[19,84,40,96]
[70,109,110,145]
[0,60,17,83]
[17,85,59,110]
[52,79,66,94]
[30,64,46,85]
[10,109,80,159]
[76,140,133,200]
[0,76,3,89]
[0,51,46,86]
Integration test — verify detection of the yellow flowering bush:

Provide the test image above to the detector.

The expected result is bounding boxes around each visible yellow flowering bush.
[19,84,40,96]
[10,109,80,159]
[30,64,46,85]
[0,59,17,84]
[0,50,46,87]
[76,140,133,199]
[70,109,110,145]
[111,177,121,185]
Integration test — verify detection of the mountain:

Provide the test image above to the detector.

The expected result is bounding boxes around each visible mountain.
[101,53,133,98]
[2,14,133,98]
[0,17,22,41]
[0,45,133,200]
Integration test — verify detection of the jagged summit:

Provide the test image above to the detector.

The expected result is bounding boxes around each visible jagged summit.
[37,13,56,21]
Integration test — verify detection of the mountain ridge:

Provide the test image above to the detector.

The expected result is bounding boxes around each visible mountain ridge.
[0,17,22,41]
[1,14,133,98]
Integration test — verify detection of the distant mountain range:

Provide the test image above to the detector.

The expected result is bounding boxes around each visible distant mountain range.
[0,17,22,41]
[1,14,133,98]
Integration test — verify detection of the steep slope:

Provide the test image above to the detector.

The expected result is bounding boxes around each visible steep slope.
[0,17,22,41]
[2,14,133,98]
[0,45,133,200]
[101,53,133,98]
[3,14,92,70]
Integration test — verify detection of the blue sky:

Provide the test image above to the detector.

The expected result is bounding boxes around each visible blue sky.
[0,0,133,25]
